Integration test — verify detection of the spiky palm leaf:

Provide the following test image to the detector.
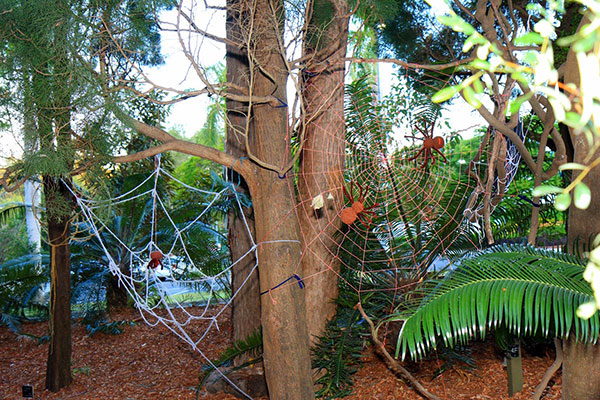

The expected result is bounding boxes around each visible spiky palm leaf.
[393,245,598,361]
[0,203,26,226]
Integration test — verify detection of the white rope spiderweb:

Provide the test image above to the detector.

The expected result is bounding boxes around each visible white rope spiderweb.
[64,154,272,399]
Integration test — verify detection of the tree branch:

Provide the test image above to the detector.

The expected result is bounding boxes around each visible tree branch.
[115,119,255,180]
[532,338,563,400]
[356,302,442,400]
[342,56,476,72]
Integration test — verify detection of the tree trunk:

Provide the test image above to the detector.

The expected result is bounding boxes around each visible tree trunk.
[562,337,600,400]
[246,1,314,397]
[562,14,600,400]
[297,0,349,343]
[44,177,73,392]
[105,272,129,311]
[226,0,261,362]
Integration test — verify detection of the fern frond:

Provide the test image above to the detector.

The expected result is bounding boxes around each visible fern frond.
[394,245,597,361]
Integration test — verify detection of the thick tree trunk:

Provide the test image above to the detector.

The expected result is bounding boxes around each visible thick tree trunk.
[44,177,73,392]
[226,0,261,362]
[562,337,600,400]
[562,15,600,400]
[297,0,350,343]
[246,1,314,397]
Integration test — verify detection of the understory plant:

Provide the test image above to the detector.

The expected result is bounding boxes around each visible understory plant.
[392,245,598,361]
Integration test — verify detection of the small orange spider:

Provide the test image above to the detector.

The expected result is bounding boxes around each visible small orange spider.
[340,181,379,226]
[407,118,447,169]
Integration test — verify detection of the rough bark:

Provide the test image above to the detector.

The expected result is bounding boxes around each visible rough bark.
[246,1,314,397]
[226,0,262,365]
[562,15,600,400]
[297,0,349,343]
[562,337,600,400]
[44,177,73,392]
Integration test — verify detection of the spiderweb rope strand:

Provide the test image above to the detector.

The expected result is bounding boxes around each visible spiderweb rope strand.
[63,162,256,399]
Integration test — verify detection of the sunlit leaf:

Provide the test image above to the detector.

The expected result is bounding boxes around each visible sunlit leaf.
[532,185,562,197]
[574,182,591,210]
[554,192,571,211]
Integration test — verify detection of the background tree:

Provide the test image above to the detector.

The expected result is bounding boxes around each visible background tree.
[0,0,170,391]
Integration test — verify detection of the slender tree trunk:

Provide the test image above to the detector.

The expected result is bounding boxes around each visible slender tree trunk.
[226,0,261,361]
[297,0,349,342]
[246,1,314,397]
[562,15,600,400]
[44,177,73,392]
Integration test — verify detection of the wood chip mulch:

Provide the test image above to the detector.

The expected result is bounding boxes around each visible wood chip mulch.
[1,307,561,399]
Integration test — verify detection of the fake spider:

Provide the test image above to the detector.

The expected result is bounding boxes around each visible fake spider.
[406,119,447,169]
[147,251,164,269]
[340,181,379,226]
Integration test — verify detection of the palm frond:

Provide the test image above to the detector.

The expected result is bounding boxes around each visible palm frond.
[0,203,27,225]
[393,245,597,361]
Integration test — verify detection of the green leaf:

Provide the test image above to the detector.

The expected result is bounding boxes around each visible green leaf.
[532,185,562,197]
[437,15,475,35]
[472,78,484,94]
[509,92,533,115]
[431,86,460,103]
[393,245,596,361]
[514,32,544,45]
[462,86,481,108]
[470,59,490,70]
[574,182,591,210]
[559,163,586,171]
[554,192,571,211]
[573,33,598,53]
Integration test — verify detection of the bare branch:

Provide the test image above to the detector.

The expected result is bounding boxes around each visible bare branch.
[0,166,28,193]
[342,56,476,72]
[115,119,255,180]
[356,302,442,400]
[532,339,563,400]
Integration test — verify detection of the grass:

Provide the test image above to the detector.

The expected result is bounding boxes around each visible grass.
[164,290,229,306]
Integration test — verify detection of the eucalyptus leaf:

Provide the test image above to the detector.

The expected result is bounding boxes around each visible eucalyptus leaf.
[532,185,562,197]
[554,192,571,211]
[574,182,591,210]
[431,86,460,103]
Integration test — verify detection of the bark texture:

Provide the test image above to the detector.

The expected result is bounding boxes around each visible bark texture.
[297,0,349,343]
[226,0,261,364]
[562,337,600,400]
[562,15,600,400]
[44,177,73,392]
[245,0,314,398]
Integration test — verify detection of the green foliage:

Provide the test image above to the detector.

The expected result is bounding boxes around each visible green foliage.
[80,308,134,337]
[0,253,50,333]
[199,328,263,387]
[394,245,597,361]
[312,293,367,399]
[0,207,35,263]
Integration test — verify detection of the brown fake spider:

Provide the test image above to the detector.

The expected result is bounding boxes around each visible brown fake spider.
[406,118,447,169]
[340,181,379,226]
[147,251,164,269]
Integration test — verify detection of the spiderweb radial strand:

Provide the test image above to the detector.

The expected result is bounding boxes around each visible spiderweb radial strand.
[65,155,257,399]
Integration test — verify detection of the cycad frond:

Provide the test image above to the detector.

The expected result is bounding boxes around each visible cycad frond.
[394,245,597,361]
[0,203,27,225]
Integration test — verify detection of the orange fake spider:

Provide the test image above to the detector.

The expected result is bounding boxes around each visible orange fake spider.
[406,118,447,169]
[340,181,379,226]
[147,251,164,269]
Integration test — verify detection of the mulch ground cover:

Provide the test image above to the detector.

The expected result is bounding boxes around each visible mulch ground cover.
[1,307,561,399]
